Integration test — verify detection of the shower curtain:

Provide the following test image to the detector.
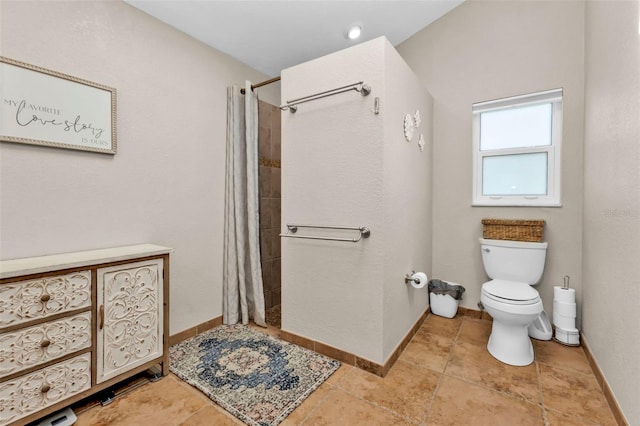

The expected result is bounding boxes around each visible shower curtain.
[223,81,266,327]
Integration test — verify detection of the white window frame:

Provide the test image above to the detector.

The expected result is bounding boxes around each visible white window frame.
[472,88,563,207]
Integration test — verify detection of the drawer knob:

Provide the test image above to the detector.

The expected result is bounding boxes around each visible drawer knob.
[40,339,51,348]
[40,293,51,302]
[41,384,51,393]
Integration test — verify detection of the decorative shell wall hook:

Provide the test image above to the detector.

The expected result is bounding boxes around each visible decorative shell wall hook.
[418,134,425,152]
[414,110,421,128]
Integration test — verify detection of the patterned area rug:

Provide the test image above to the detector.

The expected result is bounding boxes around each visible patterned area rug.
[169,325,340,426]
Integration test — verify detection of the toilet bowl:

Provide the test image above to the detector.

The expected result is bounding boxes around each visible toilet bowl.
[479,238,548,366]
[481,280,543,366]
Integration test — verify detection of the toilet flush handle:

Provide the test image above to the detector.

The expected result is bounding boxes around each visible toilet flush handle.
[482,248,490,253]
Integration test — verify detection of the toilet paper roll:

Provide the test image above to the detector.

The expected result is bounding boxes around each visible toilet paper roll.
[411,272,428,289]
[554,286,576,304]
[553,300,577,317]
[553,312,576,330]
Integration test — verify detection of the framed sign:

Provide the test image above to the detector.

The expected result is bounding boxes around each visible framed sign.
[0,57,117,154]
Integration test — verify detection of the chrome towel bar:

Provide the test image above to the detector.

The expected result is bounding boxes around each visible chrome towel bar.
[280,224,371,243]
[280,81,371,113]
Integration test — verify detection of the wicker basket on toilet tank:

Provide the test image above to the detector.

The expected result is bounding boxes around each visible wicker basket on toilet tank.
[481,219,545,242]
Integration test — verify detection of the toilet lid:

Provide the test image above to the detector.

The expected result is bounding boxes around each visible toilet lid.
[482,280,539,303]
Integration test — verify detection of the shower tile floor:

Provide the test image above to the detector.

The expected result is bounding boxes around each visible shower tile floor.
[72,314,618,426]
[265,304,282,328]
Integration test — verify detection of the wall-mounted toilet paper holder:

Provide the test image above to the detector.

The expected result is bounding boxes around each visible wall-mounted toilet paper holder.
[405,271,419,285]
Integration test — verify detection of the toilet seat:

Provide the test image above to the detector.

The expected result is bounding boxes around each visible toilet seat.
[482,280,540,305]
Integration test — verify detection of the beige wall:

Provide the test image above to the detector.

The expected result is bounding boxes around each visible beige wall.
[397,0,585,326]
[281,38,386,362]
[0,0,273,335]
[281,38,431,364]
[382,41,433,360]
[583,1,640,424]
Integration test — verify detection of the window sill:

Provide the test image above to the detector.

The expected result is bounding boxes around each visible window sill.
[472,201,562,208]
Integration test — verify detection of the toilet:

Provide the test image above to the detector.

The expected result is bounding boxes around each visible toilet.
[479,238,548,366]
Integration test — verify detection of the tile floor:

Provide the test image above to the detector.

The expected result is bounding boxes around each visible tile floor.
[73,314,618,426]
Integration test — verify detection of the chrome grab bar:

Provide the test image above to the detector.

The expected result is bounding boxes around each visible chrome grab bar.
[280,224,371,243]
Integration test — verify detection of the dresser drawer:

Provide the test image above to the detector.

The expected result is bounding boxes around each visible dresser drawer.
[0,312,91,378]
[0,352,91,425]
[0,271,91,329]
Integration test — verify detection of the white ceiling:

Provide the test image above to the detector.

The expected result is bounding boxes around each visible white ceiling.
[124,1,464,78]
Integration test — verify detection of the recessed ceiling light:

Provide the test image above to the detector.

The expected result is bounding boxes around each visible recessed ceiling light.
[347,25,361,40]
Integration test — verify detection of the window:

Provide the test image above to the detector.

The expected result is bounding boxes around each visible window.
[472,88,563,206]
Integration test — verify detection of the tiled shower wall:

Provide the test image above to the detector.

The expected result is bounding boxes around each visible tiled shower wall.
[258,100,281,309]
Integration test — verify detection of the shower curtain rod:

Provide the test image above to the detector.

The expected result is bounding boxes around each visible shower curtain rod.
[240,76,281,94]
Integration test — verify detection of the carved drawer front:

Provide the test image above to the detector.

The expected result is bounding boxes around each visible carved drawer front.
[0,271,91,329]
[0,312,91,378]
[96,259,163,384]
[0,352,91,425]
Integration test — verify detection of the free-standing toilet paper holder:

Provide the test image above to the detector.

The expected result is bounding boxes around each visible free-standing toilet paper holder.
[552,275,581,347]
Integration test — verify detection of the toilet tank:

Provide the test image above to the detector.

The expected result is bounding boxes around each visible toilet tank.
[479,238,548,284]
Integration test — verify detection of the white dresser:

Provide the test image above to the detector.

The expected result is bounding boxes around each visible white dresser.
[0,244,171,426]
